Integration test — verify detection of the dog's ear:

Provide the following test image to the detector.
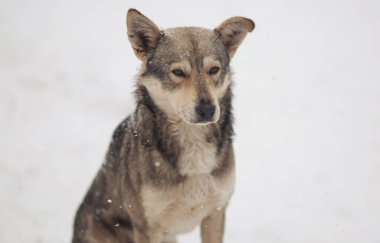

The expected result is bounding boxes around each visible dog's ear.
[215,16,255,58]
[127,9,162,61]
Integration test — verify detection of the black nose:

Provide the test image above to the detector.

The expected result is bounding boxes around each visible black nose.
[195,104,216,121]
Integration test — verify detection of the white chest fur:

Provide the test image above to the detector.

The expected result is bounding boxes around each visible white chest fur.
[142,173,235,236]
[141,123,235,237]
[174,122,217,176]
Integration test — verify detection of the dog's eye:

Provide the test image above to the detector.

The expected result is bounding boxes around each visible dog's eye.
[172,69,186,78]
[208,66,220,75]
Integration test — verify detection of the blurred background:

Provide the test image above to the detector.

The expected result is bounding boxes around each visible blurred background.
[0,0,379,242]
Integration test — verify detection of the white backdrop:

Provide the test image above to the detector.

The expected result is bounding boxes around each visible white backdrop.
[0,0,379,242]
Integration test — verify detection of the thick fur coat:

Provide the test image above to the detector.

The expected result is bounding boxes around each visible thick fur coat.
[72,9,254,243]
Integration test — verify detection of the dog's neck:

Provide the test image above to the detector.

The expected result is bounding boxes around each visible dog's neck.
[133,85,234,171]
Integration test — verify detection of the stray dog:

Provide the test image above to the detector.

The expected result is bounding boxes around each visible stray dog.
[72,9,254,243]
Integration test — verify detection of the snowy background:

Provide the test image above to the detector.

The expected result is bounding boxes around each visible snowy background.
[1,0,379,242]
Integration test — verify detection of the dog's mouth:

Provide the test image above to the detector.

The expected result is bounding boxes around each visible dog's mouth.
[182,118,219,126]
[193,119,219,125]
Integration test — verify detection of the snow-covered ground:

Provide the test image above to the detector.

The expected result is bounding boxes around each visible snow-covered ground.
[1,0,379,242]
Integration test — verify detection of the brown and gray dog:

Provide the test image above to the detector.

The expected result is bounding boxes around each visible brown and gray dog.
[72,9,254,243]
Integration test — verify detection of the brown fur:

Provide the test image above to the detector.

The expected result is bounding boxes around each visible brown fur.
[72,9,254,243]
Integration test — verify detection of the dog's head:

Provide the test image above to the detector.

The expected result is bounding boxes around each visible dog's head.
[127,9,254,125]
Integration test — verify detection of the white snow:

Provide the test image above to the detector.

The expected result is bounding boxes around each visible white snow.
[0,0,379,242]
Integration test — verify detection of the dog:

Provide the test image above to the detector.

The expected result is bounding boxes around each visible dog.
[72,9,254,243]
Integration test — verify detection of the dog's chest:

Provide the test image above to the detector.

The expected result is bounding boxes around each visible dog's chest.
[175,123,217,176]
[141,124,234,235]
[141,173,234,235]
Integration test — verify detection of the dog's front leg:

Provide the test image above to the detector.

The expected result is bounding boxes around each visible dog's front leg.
[200,209,225,243]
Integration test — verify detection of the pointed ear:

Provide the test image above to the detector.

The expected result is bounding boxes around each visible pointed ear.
[215,16,255,58]
[126,9,162,61]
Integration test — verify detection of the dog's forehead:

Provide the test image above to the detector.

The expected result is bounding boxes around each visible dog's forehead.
[157,27,226,62]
